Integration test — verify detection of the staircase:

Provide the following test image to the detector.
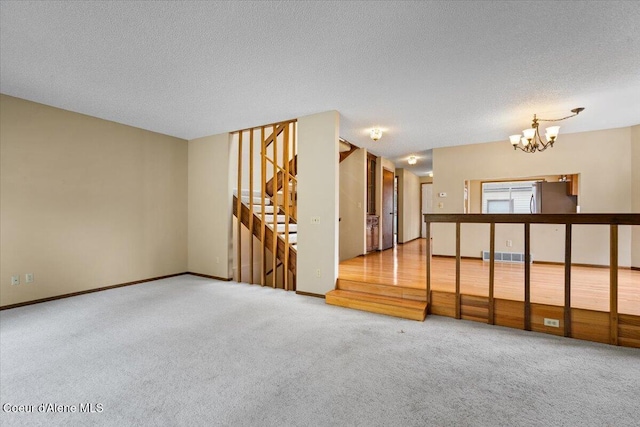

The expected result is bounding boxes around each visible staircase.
[233,190,297,276]
[232,120,298,290]
[326,280,427,321]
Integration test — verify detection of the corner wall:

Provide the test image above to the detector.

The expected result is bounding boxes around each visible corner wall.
[632,125,640,268]
[396,168,421,243]
[432,126,635,266]
[187,133,233,279]
[297,111,339,295]
[339,148,366,261]
[0,95,188,307]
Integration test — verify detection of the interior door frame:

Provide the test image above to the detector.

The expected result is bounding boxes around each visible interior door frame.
[381,168,395,250]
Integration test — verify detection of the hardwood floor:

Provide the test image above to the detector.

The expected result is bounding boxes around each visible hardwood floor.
[339,239,640,316]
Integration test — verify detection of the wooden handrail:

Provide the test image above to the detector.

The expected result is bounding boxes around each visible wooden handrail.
[263,123,286,149]
[423,213,639,225]
[265,155,298,198]
[424,213,639,345]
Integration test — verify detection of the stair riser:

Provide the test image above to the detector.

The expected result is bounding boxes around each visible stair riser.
[336,279,426,302]
[326,295,426,321]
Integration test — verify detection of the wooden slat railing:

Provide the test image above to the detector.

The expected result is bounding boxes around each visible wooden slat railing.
[424,213,640,345]
[231,119,297,290]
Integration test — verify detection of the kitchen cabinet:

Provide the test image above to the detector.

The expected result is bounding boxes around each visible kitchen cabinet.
[366,215,379,252]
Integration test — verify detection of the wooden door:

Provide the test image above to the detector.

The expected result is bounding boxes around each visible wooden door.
[381,169,394,250]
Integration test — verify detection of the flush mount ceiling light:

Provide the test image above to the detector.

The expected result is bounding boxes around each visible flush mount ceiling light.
[370,128,383,141]
[428,172,433,178]
[408,155,417,165]
[509,107,585,153]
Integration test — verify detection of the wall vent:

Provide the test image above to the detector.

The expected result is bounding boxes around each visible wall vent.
[482,251,532,263]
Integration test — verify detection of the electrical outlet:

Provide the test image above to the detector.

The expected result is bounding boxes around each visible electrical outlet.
[316,269,321,278]
[25,273,34,283]
[216,257,220,264]
[11,275,20,286]
[311,216,320,224]
[506,240,513,247]
[543,318,560,328]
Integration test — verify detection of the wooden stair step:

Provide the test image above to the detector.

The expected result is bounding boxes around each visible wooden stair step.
[270,223,298,233]
[325,289,426,321]
[253,205,276,214]
[241,196,271,205]
[264,214,286,223]
[235,189,263,198]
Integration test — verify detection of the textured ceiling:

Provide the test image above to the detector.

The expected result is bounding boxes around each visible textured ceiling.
[1,1,639,175]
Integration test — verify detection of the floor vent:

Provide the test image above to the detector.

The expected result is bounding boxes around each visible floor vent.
[482,251,532,263]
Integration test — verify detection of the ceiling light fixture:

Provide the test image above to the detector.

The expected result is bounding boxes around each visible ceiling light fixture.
[370,128,382,141]
[408,155,417,165]
[509,107,585,153]
[428,172,433,178]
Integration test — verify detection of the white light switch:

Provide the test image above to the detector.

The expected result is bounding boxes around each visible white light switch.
[25,273,34,283]
[311,217,320,224]
[439,192,447,198]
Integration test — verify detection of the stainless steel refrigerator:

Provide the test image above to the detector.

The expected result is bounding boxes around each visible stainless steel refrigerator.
[530,182,578,214]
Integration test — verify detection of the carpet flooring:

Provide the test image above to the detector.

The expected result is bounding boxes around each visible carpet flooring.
[1,275,639,426]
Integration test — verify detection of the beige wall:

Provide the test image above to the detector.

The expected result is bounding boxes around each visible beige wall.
[396,168,421,243]
[187,133,233,279]
[432,126,635,266]
[0,95,188,306]
[339,148,366,261]
[632,125,640,268]
[297,111,339,295]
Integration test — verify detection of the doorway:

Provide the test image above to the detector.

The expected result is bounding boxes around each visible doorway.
[381,168,394,250]
[394,176,398,244]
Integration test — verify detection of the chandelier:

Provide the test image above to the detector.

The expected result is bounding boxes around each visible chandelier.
[509,107,584,153]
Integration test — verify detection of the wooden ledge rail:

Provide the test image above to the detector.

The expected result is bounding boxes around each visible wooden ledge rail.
[423,213,639,225]
[423,213,639,345]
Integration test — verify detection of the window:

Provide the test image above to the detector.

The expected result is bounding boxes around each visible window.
[482,181,537,214]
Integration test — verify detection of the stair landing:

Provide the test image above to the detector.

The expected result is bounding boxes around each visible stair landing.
[326,279,427,321]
